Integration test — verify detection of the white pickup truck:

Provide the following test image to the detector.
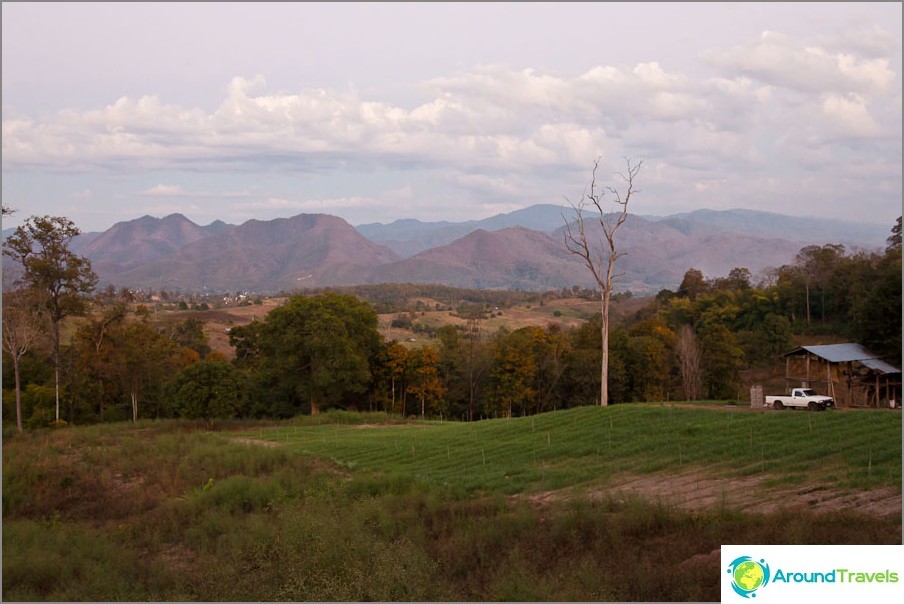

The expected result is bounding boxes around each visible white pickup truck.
[765,388,834,411]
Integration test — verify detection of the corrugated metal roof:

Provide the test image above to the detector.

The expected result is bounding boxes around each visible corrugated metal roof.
[786,343,878,363]
[860,358,903,375]
[785,343,901,373]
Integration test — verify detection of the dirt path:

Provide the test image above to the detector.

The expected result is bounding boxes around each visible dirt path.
[521,469,902,519]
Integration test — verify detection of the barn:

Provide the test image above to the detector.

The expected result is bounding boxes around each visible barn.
[781,344,902,408]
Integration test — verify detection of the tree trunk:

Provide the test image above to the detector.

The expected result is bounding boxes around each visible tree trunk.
[600,289,609,407]
[131,389,138,424]
[53,321,61,422]
[14,354,23,432]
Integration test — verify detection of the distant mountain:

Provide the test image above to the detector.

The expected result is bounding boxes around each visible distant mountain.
[569,215,806,290]
[356,204,569,257]
[357,227,592,290]
[644,209,889,249]
[108,213,400,291]
[4,204,892,294]
[357,204,889,259]
[78,214,217,275]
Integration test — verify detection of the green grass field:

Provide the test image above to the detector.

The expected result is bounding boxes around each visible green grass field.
[259,405,902,496]
[3,406,901,601]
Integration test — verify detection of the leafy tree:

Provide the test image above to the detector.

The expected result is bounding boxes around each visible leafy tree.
[795,244,845,325]
[406,346,446,418]
[170,360,247,426]
[625,317,675,402]
[70,301,128,422]
[887,216,902,253]
[237,293,382,415]
[677,268,707,301]
[107,310,184,422]
[698,323,743,399]
[170,317,212,358]
[3,216,98,422]
[857,246,902,363]
[564,158,643,407]
[488,328,540,418]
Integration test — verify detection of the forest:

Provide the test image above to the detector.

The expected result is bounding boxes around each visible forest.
[3,215,901,430]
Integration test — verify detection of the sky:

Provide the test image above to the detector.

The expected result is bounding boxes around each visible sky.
[2,2,902,234]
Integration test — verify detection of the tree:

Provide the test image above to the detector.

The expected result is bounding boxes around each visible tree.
[71,300,128,422]
[887,216,902,253]
[241,293,382,415]
[381,341,410,415]
[407,346,445,418]
[676,325,703,401]
[171,360,247,426]
[1,281,46,431]
[564,157,642,406]
[3,216,98,422]
[795,244,844,325]
[677,269,707,301]
[110,312,183,423]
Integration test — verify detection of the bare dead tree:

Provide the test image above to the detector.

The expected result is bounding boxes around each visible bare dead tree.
[1,273,46,432]
[563,157,642,406]
[676,324,703,401]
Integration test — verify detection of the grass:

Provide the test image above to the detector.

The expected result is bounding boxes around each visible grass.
[257,405,902,495]
[2,407,900,601]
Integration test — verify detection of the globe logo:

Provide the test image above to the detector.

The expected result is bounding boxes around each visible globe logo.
[727,556,771,598]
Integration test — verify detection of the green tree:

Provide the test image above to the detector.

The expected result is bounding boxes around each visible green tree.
[857,246,902,363]
[96,309,185,423]
[698,323,743,399]
[70,301,128,422]
[3,216,98,422]
[626,317,675,402]
[407,346,446,418]
[170,317,212,359]
[171,360,247,426]
[677,268,707,301]
[887,216,902,253]
[241,293,382,415]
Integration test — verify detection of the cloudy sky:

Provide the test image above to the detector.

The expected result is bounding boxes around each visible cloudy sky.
[2,2,901,233]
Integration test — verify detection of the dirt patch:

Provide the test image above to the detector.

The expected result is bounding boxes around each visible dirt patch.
[231,437,281,448]
[355,422,429,429]
[519,469,902,519]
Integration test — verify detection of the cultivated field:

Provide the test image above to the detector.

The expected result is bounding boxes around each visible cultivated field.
[3,405,900,601]
[165,295,627,357]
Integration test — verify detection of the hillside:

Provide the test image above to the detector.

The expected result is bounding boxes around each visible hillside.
[78,213,218,275]
[357,227,593,290]
[22,204,890,293]
[356,204,570,257]
[109,213,400,291]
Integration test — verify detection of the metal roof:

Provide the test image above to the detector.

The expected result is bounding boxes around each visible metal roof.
[860,358,903,375]
[785,343,901,374]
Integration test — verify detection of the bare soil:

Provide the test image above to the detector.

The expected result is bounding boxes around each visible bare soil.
[521,469,902,519]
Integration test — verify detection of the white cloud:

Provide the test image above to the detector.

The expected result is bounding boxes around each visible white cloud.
[822,94,881,138]
[705,29,897,96]
[1,23,899,227]
[142,183,185,196]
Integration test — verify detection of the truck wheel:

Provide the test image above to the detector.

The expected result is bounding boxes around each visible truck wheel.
[808,401,819,411]
[773,401,784,410]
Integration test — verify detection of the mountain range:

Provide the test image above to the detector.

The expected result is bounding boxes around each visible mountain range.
[3,205,892,294]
